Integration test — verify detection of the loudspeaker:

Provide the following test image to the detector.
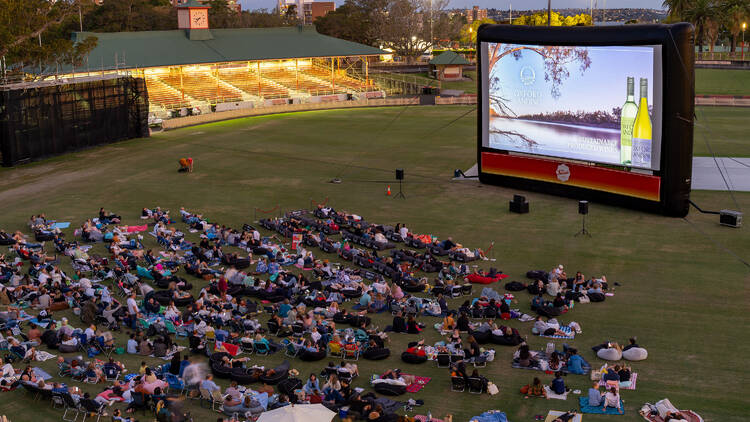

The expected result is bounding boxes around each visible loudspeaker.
[396,168,404,180]
[578,200,589,215]
[719,209,742,228]
[513,194,526,204]
[510,199,529,214]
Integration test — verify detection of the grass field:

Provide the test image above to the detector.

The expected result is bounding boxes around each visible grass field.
[0,106,747,422]
[695,68,750,96]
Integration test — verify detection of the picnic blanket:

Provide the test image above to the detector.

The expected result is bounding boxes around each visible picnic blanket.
[32,367,53,380]
[414,416,446,422]
[51,222,71,230]
[215,341,240,357]
[579,397,625,415]
[33,350,56,362]
[546,411,582,422]
[470,411,509,422]
[539,325,575,339]
[123,225,148,233]
[512,352,592,375]
[599,373,638,390]
[404,375,431,393]
[544,385,569,400]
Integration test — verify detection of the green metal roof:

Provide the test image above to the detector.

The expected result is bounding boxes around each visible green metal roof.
[429,51,470,66]
[68,26,385,72]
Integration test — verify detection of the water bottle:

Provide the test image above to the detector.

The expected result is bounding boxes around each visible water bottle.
[427,411,432,421]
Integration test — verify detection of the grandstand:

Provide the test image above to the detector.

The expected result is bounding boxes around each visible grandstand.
[54,2,385,117]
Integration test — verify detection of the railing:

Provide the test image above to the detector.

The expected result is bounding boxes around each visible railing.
[695,51,750,61]
[369,72,440,96]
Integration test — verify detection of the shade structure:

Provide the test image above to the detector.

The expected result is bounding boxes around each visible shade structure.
[256,404,336,422]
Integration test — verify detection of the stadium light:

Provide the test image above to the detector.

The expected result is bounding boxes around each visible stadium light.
[743,22,747,61]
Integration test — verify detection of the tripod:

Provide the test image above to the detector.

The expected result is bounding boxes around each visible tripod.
[394,179,406,199]
[574,214,591,237]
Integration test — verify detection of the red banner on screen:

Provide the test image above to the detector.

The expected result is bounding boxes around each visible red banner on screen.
[481,152,661,202]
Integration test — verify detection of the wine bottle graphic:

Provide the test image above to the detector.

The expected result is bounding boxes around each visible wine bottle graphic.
[631,78,652,168]
[620,77,637,165]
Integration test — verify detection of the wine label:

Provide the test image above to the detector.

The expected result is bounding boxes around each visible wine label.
[632,137,651,168]
[620,117,635,145]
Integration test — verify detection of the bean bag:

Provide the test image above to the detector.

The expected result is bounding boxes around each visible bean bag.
[472,330,491,344]
[362,347,391,360]
[400,352,428,364]
[622,347,648,361]
[342,289,362,299]
[35,231,55,241]
[137,266,154,280]
[588,292,606,302]
[466,274,503,285]
[405,237,426,249]
[332,312,350,324]
[230,367,260,384]
[210,352,230,365]
[427,245,449,256]
[386,231,403,242]
[226,285,243,297]
[597,348,623,361]
[526,270,548,280]
[504,281,526,291]
[373,381,407,396]
[59,344,78,353]
[490,334,523,346]
[349,315,371,327]
[0,237,15,246]
[402,284,425,293]
[153,290,194,307]
[277,377,303,397]
[259,360,290,385]
[299,349,327,362]
[211,362,233,379]
[449,251,478,262]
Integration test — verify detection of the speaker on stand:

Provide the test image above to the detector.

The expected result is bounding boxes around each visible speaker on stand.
[394,168,405,199]
[575,200,591,237]
[509,194,529,214]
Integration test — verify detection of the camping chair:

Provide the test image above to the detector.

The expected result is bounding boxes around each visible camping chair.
[254,341,270,356]
[102,364,121,382]
[450,376,466,392]
[165,373,186,396]
[55,392,81,422]
[327,342,344,358]
[322,366,338,380]
[337,368,353,383]
[343,343,359,361]
[291,323,305,338]
[95,337,114,358]
[129,392,150,415]
[284,341,301,358]
[266,321,280,336]
[80,400,107,422]
[199,388,222,411]
[472,354,487,368]
[468,377,484,394]
[436,353,451,368]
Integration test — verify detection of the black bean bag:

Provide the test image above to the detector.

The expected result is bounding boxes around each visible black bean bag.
[526,270,548,280]
[427,245,449,256]
[527,284,541,295]
[155,278,193,291]
[259,360,290,385]
[211,362,233,379]
[490,334,523,346]
[299,349,327,362]
[402,283,425,293]
[588,292,606,302]
[354,256,372,268]
[34,231,55,241]
[210,352,231,365]
[342,288,362,299]
[0,237,15,246]
[405,237,426,249]
[536,306,562,318]
[231,367,261,384]
[58,344,78,353]
[472,330,491,344]
[373,381,407,396]
[386,231,403,242]
[362,347,391,360]
[320,241,335,253]
[333,313,350,324]
[153,290,194,307]
[349,315,371,327]
[226,285,243,297]
[504,281,526,291]
[400,352,428,364]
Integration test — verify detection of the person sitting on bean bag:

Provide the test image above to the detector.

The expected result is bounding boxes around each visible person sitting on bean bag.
[595,342,623,361]
[520,377,546,398]
[622,337,648,361]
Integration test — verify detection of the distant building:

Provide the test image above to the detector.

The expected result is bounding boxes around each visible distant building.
[172,0,240,12]
[278,0,336,25]
[465,6,488,24]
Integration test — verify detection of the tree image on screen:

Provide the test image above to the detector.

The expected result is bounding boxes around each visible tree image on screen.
[486,42,656,169]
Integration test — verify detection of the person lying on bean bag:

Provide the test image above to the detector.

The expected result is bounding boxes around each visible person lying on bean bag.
[594,342,623,361]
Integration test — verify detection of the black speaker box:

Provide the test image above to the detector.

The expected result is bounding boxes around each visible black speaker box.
[578,200,589,215]
[396,168,404,180]
[510,200,529,214]
[719,210,742,228]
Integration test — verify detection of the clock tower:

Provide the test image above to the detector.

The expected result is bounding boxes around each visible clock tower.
[177,0,213,40]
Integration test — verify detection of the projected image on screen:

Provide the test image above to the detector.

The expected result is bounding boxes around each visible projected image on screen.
[484,43,662,170]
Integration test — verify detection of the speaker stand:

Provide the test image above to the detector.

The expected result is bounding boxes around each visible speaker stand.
[394,179,406,199]
[574,215,591,237]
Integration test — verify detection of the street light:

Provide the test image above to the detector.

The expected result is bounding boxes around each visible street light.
[743,22,747,62]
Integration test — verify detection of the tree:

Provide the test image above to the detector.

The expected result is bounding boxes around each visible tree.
[683,0,720,52]
[314,1,378,45]
[723,0,750,52]
[459,18,496,45]
[84,0,174,32]
[0,0,98,71]
[663,0,694,20]
[371,0,450,62]
[241,9,289,28]
[512,10,591,26]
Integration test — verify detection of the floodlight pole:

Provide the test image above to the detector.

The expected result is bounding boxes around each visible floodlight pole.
[742,23,746,61]
[547,0,551,26]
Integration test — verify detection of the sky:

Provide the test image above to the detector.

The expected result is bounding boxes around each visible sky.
[238,0,666,12]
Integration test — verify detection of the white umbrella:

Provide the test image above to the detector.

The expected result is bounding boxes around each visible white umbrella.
[256,404,336,422]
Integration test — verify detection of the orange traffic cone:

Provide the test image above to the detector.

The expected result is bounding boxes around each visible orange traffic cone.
[386,185,392,196]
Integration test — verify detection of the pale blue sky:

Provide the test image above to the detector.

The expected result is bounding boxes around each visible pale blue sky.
[239,0,666,12]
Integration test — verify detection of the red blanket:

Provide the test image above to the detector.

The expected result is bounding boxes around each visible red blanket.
[466,273,508,284]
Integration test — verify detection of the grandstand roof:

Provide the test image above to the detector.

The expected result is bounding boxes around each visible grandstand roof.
[70,26,385,72]
[429,51,470,66]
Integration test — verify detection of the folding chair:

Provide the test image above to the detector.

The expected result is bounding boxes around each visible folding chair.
[436,353,451,368]
[337,368,353,383]
[266,321,280,336]
[468,377,484,394]
[450,376,466,392]
[327,342,344,358]
[472,355,487,368]
[291,323,305,338]
[102,364,121,382]
[343,344,359,361]
[55,392,81,421]
[165,373,186,396]
[254,341,270,356]
[284,341,301,358]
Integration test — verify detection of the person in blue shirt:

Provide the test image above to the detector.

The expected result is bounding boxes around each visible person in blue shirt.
[588,382,603,406]
[201,374,220,393]
[255,259,268,274]
[566,349,585,375]
[550,371,567,395]
[278,299,292,318]
[303,373,320,395]
[359,291,372,308]
[602,367,620,382]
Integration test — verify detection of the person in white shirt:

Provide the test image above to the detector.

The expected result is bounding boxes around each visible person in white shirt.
[84,325,96,342]
[310,327,321,344]
[399,225,408,239]
[603,386,622,412]
[126,334,138,354]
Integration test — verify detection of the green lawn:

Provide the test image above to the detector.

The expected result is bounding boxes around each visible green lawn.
[0,107,748,422]
[693,106,750,157]
[696,68,750,96]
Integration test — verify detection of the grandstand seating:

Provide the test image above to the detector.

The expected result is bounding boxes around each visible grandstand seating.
[216,68,288,99]
[160,73,243,103]
[144,76,187,109]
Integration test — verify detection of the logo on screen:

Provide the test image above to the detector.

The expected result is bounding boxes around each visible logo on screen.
[520,66,536,86]
[556,164,570,182]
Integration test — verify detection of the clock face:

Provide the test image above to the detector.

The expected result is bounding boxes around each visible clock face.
[190,10,208,28]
